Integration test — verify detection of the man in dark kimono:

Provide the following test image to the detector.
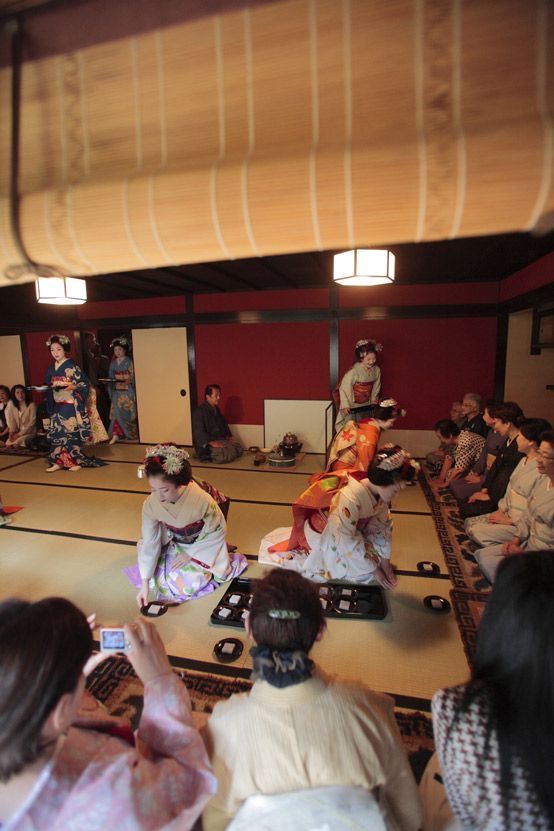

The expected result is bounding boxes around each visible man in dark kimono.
[192,384,244,463]
[459,393,487,437]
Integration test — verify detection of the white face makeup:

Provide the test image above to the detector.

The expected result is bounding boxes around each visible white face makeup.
[148,476,182,503]
[50,342,66,362]
[361,352,377,369]
[113,345,125,359]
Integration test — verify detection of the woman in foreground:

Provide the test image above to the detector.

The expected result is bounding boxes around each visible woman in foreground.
[0,596,215,830]
[203,568,421,831]
[422,550,554,830]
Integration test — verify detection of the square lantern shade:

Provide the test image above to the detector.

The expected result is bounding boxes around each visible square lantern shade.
[35,276,87,305]
[333,249,395,286]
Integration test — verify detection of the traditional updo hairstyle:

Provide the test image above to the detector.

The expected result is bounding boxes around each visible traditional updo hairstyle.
[354,339,381,361]
[10,384,31,409]
[372,399,405,422]
[144,450,192,487]
[249,569,324,653]
[367,444,419,487]
[518,418,552,445]
[111,337,130,355]
[0,597,92,783]
[48,335,71,354]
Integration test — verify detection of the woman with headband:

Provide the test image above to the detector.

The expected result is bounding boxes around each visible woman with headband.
[261,445,419,589]
[203,569,421,830]
[124,444,247,607]
[334,338,383,433]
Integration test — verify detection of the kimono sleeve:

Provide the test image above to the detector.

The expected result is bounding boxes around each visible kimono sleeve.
[192,406,211,454]
[370,366,381,402]
[362,498,392,561]
[338,367,355,410]
[138,497,163,580]
[514,504,532,544]
[5,401,18,433]
[324,488,378,572]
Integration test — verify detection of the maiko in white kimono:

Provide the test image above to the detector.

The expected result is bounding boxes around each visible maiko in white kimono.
[260,473,391,583]
[125,481,246,602]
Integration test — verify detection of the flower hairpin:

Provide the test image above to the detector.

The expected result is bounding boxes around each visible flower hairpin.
[355,338,383,352]
[46,334,70,347]
[110,336,131,348]
[144,444,190,476]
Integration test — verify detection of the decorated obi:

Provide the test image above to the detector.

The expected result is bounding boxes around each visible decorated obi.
[166,519,204,545]
[51,374,74,403]
[114,370,131,391]
[352,381,373,404]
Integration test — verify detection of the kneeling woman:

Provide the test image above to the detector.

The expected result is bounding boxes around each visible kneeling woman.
[327,398,405,472]
[127,444,247,607]
[260,445,419,589]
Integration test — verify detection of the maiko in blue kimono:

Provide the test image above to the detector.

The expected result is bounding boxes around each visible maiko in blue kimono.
[108,337,138,443]
[44,335,107,471]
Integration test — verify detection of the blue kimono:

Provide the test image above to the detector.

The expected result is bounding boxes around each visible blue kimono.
[45,359,106,468]
[108,356,138,440]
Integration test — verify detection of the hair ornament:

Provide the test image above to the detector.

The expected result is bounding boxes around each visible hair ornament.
[355,338,383,353]
[144,444,189,476]
[110,336,130,349]
[46,334,70,347]
[268,609,301,620]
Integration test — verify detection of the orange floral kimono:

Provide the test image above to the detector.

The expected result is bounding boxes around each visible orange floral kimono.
[326,420,381,472]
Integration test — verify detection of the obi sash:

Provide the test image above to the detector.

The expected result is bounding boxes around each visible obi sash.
[166,519,204,544]
[352,381,373,404]
[114,370,130,391]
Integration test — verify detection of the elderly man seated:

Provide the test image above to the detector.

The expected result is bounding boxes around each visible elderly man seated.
[192,384,244,464]
[459,392,487,437]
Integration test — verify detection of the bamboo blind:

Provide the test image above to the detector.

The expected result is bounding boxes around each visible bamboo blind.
[0,0,552,285]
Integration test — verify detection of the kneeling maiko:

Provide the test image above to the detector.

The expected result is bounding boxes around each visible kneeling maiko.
[125,444,247,606]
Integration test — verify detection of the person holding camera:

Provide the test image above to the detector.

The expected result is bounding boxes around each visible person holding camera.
[0,596,215,830]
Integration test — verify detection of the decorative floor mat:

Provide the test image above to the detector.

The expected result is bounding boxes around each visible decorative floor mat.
[419,468,492,595]
[0,446,46,458]
[86,655,434,781]
[449,588,488,669]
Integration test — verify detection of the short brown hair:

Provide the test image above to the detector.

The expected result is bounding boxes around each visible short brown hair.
[250,569,324,653]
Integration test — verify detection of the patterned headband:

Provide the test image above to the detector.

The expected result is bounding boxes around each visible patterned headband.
[110,336,130,348]
[144,444,190,476]
[376,445,420,478]
[268,609,301,620]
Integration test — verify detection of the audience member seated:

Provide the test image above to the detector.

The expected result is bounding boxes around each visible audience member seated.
[431,420,485,490]
[5,384,37,448]
[425,401,466,471]
[0,385,10,444]
[420,550,554,830]
[260,445,419,589]
[465,418,550,551]
[192,384,244,464]
[473,430,554,583]
[0,596,215,830]
[449,401,503,501]
[326,398,404,471]
[458,392,487,437]
[457,402,524,519]
[202,569,422,831]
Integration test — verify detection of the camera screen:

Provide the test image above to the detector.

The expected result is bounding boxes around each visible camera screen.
[101,629,126,649]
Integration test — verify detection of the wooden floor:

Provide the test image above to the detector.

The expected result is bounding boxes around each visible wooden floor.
[0,443,469,709]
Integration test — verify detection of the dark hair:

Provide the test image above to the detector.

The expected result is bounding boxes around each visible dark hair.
[494,401,523,426]
[518,418,552,445]
[48,335,71,354]
[10,384,31,409]
[354,340,378,361]
[0,597,92,782]
[465,552,554,825]
[204,384,221,399]
[250,569,324,653]
[0,384,10,399]
[372,401,404,421]
[483,400,500,419]
[434,418,460,439]
[539,429,554,449]
[112,339,130,355]
[367,444,418,486]
[144,457,192,487]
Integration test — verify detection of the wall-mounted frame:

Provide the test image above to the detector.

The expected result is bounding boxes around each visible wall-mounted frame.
[531,306,554,354]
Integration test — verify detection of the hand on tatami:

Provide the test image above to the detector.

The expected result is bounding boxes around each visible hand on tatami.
[487,510,513,525]
[373,560,397,590]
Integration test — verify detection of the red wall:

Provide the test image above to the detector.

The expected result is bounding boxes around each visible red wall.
[339,319,498,429]
[499,251,554,302]
[25,331,78,387]
[195,322,330,424]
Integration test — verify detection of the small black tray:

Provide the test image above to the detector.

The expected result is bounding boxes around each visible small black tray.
[210,577,387,628]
